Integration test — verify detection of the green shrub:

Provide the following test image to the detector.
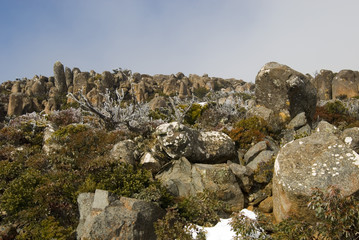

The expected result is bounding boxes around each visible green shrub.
[324,100,347,114]
[184,103,208,125]
[16,216,73,240]
[225,117,271,150]
[78,163,152,197]
[230,211,269,240]
[154,208,206,240]
[232,186,359,240]
[177,190,224,226]
[0,169,43,217]
[193,87,209,99]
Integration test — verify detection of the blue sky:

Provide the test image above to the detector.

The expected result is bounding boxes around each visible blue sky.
[1,0,359,83]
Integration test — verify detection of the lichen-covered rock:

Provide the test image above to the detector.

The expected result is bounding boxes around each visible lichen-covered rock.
[273,131,359,222]
[255,62,317,124]
[76,189,165,240]
[332,70,359,99]
[156,157,244,211]
[155,122,236,163]
[110,140,137,165]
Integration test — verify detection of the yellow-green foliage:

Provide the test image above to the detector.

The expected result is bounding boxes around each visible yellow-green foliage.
[225,116,271,150]
[78,163,152,197]
[184,103,208,125]
[16,216,73,240]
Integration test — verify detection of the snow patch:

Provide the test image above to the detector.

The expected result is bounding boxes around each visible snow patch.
[191,209,259,240]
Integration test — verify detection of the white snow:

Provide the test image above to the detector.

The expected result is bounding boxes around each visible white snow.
[191,209,259,240]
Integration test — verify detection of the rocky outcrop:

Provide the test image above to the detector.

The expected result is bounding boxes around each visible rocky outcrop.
[156,157,244,211]
[53,61,67,94]
[312,70,335,100]
[77,189,165,240]
[7,93,24,116]
[273,126,359,222]
[332,70,359,99]
[155,122,236,163]
[255,62,317,124]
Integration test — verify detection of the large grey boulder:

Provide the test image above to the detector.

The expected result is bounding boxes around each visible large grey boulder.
[273,131,359,222]
[155,122,236,163]
[255,62,317,124]
[53,61,67,94]
[156,157,244,211]
[77,189,165,240]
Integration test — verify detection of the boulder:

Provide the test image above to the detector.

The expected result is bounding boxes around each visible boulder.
[77,189,165,240]
[227,161,254,193]
[341,127,359,153]
[65,67,73,88]
[273,131,359,222]
[156,157,244,211]
[244,141,268,164]
[73,72,91,94]
[110,140,137,165]
[140,152,162,173]
[155,122,236,163]
[332,70,359,99]
[7,93,24,116]
[258,196,273,213]
[53,61,67,94]
[255,62,317,124]
[246,150,274,172]
[101,71,114,90]
[286,112,307,130]
[313,69,334,100]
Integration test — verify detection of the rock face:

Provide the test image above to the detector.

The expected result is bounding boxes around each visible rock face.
[313,70,335,100]
[155,122,236,163]
[156,157,244,211]
[77,189,165,240]
[273,130,359,222]
[255,62,317,124]
[7,93,24,116]
[53,61,67,94]
[332,70,359,99]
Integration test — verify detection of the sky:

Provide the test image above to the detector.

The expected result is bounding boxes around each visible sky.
[1,0,359,83]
